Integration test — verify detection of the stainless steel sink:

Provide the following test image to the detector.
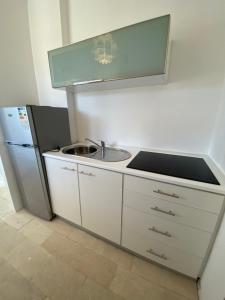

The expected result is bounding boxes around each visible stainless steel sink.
[94,147,131,162]
[62,145,98,156]
[62,144,131,162]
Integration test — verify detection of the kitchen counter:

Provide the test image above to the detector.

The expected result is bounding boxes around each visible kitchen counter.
[43,144,225,195]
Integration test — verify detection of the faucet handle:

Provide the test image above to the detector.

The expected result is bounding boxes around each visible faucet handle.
[85,138,106,149]
[100,140,106,148]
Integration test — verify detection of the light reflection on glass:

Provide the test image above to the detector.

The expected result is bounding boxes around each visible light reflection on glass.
[93,33,117,65]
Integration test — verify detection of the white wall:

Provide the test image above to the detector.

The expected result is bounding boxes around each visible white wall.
[69,0,225,153]
[0,0,40,210]
[28,0,67,107]
[209,78,225,171]
[199,212,225,300]
[199,78,225,300]
[0,0,38,106]
[26,0,225,153]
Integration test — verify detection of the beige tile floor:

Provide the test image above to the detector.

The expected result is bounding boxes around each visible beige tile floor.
[0,208,199,300]
[0,186,14,219]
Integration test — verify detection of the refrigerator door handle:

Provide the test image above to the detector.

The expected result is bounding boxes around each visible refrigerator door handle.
[5,141,37,148]
[22,144,37,148]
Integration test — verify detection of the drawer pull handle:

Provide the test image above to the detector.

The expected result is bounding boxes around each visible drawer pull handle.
[153,189,179,199]
[79,171,95,176]
[146,248,168,260]
[61,167,76,171]
[151,206,176,216]
[148,226,172,238]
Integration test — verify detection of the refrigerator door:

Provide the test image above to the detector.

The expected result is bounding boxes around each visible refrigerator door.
[0,107,35,145]
[7,143,52,220]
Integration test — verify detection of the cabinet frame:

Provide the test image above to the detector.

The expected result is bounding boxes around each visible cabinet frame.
[48,15,170,89]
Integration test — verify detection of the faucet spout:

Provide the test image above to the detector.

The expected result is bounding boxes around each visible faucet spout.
[85,138,106,157]
[85,138,101,148]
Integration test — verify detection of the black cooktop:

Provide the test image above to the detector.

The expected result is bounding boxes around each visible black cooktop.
[127,151,220,185]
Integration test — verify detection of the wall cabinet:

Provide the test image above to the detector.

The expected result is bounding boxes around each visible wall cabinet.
[48,15,170,88]
[45,157,81,225]
[78,164,123,244]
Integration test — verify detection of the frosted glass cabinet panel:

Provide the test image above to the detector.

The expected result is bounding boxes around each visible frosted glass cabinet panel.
[48,15,170,88]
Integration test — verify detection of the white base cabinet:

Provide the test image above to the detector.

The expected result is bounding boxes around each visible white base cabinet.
[78,165,123,244]
[44,155,224,278]
[122,174,224,277]
[45,157,81,225]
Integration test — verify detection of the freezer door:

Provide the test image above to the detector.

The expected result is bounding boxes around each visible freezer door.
[7,143,52,220]
[0,107,34,145]
[29,105,71,152]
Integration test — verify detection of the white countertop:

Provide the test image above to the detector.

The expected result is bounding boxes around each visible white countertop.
[43,144,225,195]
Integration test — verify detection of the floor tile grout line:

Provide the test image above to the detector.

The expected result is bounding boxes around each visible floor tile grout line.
[2,256,49,300]
[4,211,198,300]
[44,219,198,299]
[129,269,198,300]
[41,227,132,274]
[18,216,35,231]
[129,265,197,300]
[40,231,121,290]
[41,231,192,298]
[162,285,197,300]
[4,232,88,299]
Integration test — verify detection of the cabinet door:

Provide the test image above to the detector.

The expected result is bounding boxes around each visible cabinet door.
[78,165,122,244]
[48,15,170,88]
[45,157,81,225]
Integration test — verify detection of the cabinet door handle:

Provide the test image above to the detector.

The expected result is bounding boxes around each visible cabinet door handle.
[61,167,76,172]
[148,226,172,238]
[79,171,95,176]
[73,79,103,85]
[150,206,176,216]
[146,248,168,260]
[153,189,179,199]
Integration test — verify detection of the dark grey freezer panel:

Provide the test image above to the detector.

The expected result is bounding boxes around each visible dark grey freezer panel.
[7,144,53,220]
[29,105,71,153]
[0,107,34,145]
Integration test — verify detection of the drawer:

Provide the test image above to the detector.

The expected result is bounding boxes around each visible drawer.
[122,227,202,278]
[123,206,211,258]
[124,190,218,232]
[48,159,78,172]
[124,175,223,213]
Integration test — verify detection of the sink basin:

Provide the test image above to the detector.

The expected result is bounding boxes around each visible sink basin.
[62,145,98,156]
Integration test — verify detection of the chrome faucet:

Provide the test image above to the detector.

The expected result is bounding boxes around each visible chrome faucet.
[85,138,106,157]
